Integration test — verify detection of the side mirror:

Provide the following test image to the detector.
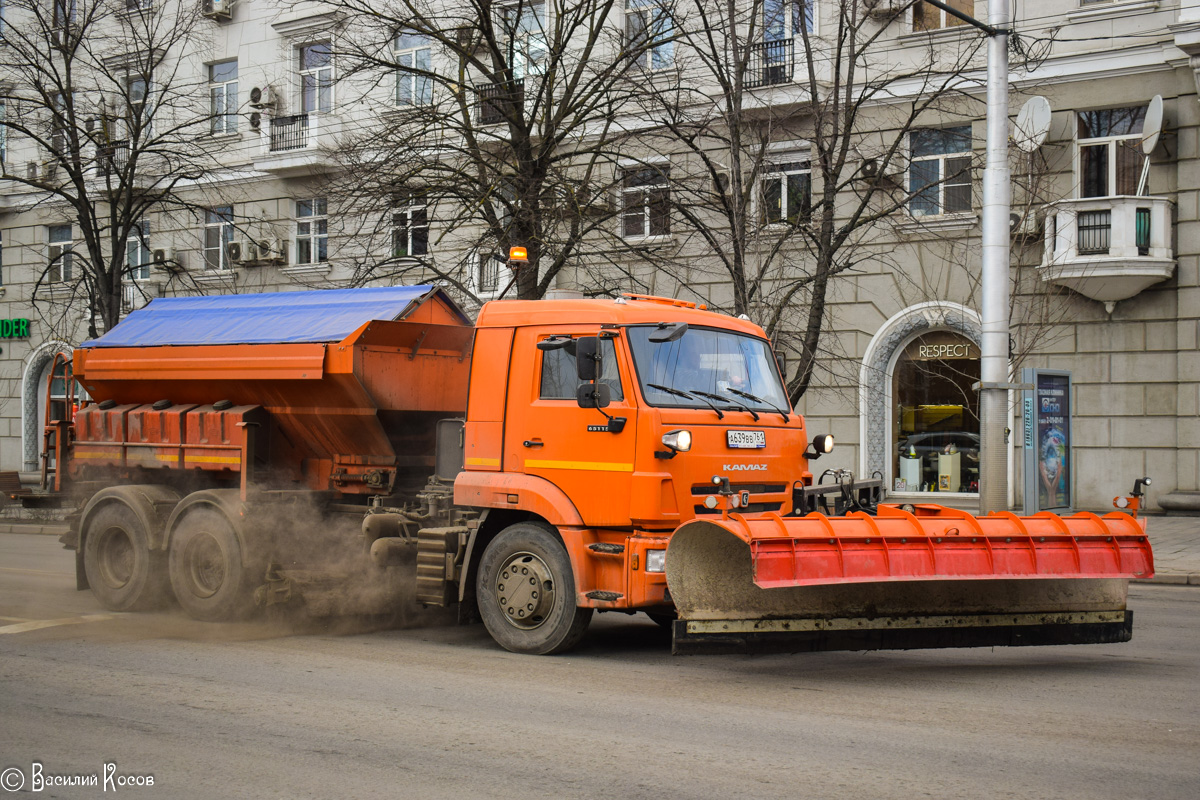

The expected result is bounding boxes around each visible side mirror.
[576,336,600,381]
[649,322,687,343]
[576,382,611,409]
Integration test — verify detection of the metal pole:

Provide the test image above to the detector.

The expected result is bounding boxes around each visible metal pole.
[978,2,1011,514]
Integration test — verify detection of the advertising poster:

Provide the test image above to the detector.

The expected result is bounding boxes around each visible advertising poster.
[1035,373,1071,510]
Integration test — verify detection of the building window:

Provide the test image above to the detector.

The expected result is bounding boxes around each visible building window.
[622,164,670,237]
[477,252,503,294]
[914,0,971,31]
[0,99,7,164]
[394,33,432,107]
[761,161,811,225]
[299,43,333,114]
[127,221,151,280]
[296,198,328,264]
[499,2,547,79]
[209,60,238,135]
[909,126,972,217]
[1077,106,1145,198]
[392,194,429,257]
[764,0,813,40]
[48,224,73,283]
[50,93,68,156]
[203,206,233,271]
[52,0,75,31]
[626,0,673,70]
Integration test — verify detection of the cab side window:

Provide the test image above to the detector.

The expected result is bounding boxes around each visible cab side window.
[539,339,624,401]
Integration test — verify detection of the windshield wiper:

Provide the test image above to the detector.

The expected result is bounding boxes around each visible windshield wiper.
[647,383,724,420]
[691,390,758,422]
[726,388,789,423]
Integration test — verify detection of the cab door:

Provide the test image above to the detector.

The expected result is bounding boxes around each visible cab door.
[505,328,637,527]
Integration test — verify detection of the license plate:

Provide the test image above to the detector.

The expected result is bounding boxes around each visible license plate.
[727,430,766,449]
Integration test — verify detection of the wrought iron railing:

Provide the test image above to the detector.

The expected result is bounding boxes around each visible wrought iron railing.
[745,40,794,89]
[97,140,129,179]
[269,114,310,152]
[1076,209,1111,255]
[478,79,524,124]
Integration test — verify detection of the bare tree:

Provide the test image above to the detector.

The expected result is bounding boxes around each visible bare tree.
[637,0,995,403]
[0,0,222,338]
[311,0,676,302]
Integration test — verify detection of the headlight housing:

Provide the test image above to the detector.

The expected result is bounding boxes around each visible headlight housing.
[645,549,667,573]
[661,429,692,453]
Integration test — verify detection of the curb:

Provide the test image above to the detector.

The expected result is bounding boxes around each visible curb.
[1133,574,1200,586]
[0,524,69,537]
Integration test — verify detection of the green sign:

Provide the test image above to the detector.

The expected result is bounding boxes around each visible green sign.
[0,319,31,338]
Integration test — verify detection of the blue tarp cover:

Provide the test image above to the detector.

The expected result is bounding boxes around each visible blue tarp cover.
[82,286,457,348]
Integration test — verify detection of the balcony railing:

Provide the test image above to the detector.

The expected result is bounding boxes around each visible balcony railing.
[745,40,794,89]
[269,114,310,152]
[97,140,130,179]
[1040,196,1175,309]
[478,79,524,124]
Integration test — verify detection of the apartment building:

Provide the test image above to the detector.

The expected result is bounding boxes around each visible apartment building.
[0,0,1195,514]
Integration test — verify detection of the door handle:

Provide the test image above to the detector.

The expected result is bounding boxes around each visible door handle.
[523,439,545,448]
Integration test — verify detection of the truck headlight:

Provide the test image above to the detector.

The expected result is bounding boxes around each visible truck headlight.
[661,430,692,453]
[645,549,667,573]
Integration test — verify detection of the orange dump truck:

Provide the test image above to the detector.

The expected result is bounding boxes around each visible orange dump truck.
[54,286,1154,654]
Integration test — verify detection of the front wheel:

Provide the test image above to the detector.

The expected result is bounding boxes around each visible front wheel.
[476,523,592,655]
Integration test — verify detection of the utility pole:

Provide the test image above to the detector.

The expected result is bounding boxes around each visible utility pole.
[921,0,1010,514]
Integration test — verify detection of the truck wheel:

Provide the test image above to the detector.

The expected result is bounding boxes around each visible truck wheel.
[168,507,254,622]
[477,523,593,655]
[83,504,170,612]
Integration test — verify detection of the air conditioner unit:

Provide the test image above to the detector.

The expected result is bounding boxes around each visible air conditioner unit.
[860,156,903,182]
[227,240,245,263]
[862,0,906,20]
[152,248,184,271]
[257,238,287,263]
[248,112,262,131]
[1010,211,1042,238]
[201,0,233,21]
[249,86,277,110]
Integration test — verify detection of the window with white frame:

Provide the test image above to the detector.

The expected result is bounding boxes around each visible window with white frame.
[626,0,673,70]
[203,205,234,271]
[296,198,328,264]
[48,224,73,283]
[760,161,811,225]
[477,252,501,294]
[908,126,972,217]
[299,43,333,114]
[913,0,971,31]
[392,193,429,258]
[209,60,238,135]
[394,33,432,106]
[622,164,671,237]
[126,221,151,280]
[126,75,151,137]
[499,2,547,79]
[1077,106,1145,198]
[764,0,813,41]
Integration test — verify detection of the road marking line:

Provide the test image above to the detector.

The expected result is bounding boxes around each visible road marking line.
[0,616,30,623]
[0,567,74,577]
[0,614,113,635]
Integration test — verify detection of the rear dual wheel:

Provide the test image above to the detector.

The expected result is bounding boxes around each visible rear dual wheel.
[477,523,592,655]
[168,507,255,622]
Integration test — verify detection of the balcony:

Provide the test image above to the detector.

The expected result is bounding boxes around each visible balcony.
[252,113,339,176]
[478,79,524,125]
[96,140,130,179]
[1040,196,1175,312]
[745,40,794,89]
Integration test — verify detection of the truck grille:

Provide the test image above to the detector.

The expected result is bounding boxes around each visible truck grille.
[691,483,787,516]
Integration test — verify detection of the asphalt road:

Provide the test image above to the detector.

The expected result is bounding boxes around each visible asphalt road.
[1,533,1197,799]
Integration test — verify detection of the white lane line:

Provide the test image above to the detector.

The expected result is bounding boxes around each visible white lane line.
[0,567,74,577]
[0,615,30,623]
[0,614,113,635]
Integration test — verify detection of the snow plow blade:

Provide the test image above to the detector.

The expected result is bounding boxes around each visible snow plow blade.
[665,505,1153,655]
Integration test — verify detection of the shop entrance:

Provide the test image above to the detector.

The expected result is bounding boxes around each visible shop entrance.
[893,332,980,494]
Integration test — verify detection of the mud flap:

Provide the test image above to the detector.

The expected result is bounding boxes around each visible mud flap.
[665,513,1148,655]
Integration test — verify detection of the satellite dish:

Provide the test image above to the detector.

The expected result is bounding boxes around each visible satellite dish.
[1014,96,1052,153]
[1142,95,1163,155]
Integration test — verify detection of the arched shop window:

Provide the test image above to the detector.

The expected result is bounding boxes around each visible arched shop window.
[893,332,980,494]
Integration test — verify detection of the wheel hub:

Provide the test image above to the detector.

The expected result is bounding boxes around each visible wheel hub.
[97,527,134,589]
[495,552,555,630]
[185,532,226,598]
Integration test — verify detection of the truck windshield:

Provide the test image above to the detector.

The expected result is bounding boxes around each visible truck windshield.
[627,326,790,413]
